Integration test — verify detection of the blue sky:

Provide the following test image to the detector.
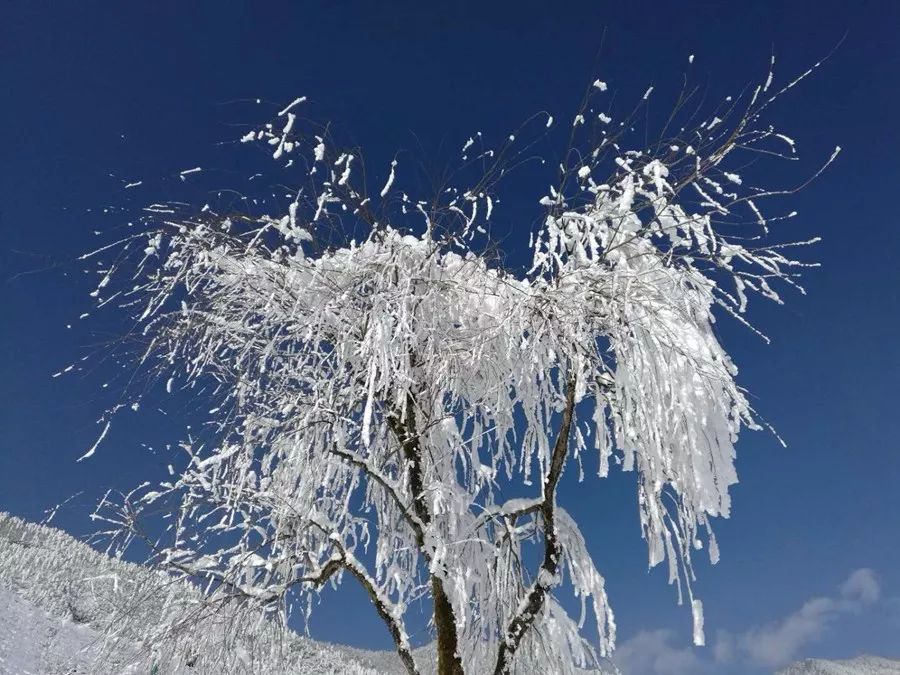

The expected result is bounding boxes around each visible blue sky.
[1,2,898,672]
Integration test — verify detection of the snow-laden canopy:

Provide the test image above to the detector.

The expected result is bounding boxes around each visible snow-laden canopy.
[86,63,836,674]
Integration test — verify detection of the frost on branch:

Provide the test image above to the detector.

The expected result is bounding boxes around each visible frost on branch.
[83,59,833,674]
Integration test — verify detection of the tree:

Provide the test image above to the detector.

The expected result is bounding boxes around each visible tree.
[85,58,837,674]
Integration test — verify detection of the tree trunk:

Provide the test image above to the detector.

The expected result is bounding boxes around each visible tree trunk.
[389,391,465,675]
[433,576,465,675]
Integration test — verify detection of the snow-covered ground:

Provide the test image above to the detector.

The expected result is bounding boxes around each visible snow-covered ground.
[0,584,106,675]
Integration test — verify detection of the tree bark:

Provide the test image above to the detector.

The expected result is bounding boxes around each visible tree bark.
[432,575,465,675]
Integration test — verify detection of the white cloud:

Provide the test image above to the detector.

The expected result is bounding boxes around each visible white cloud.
[613,568,883,675]
[730,568,880,668]
[712,629,734,664]
[839,568,880,604]
[736,597,851,667]
[613,629,707,675]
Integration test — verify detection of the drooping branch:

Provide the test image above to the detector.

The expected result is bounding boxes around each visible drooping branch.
[295,548,422,675]
[302,519,421,675]
[341,553,421,675]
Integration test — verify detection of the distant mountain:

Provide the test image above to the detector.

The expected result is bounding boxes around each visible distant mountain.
[779,656,900,675]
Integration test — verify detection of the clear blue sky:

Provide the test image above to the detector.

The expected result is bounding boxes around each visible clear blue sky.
[1,2,898,672]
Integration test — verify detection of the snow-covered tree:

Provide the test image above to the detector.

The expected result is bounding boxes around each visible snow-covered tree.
[84,59,837,674]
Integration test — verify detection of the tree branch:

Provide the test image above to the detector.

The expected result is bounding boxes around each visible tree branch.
[304,519,421,675]
[329,445,425,539]
[340,552,421,675]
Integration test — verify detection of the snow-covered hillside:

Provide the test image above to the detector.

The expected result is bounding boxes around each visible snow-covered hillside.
[779,656,900,674]
[0,584,108,675]
[0,512,405,674]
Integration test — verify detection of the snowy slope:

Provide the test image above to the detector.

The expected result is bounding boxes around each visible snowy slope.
[0,584,130,675]
[779,656,900,674]
[0,512,404,674]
